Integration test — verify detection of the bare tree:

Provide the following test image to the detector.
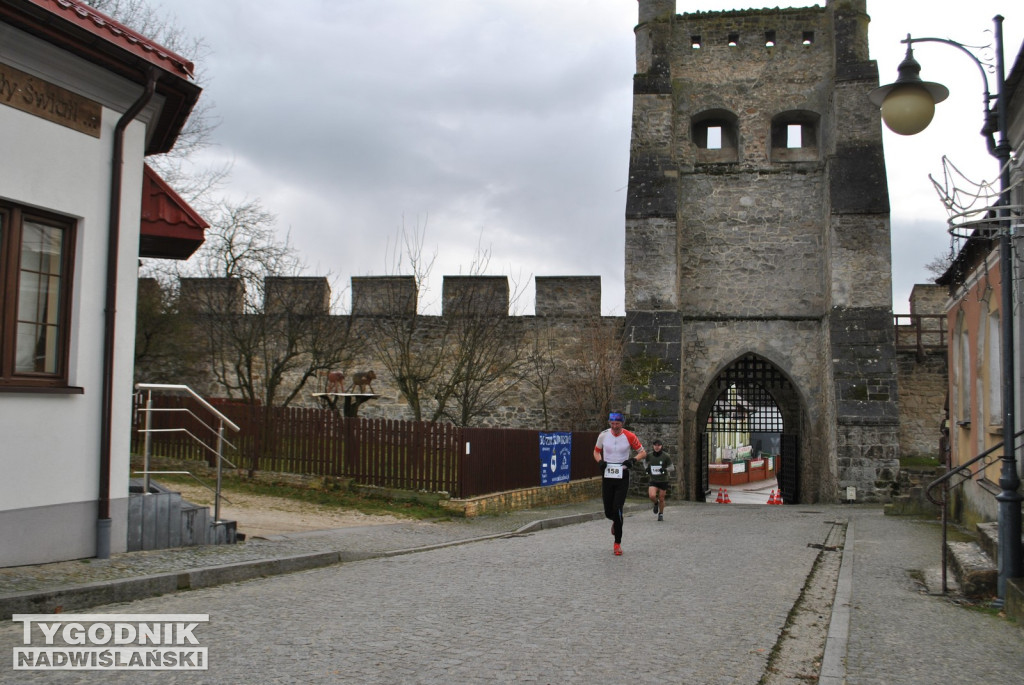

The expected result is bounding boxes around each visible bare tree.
[557,320,625,430]
[925,250,955,280]
[365,219,532,425]
[173,200,361,472]
[437,278,530,426]
[182,198,360,409]
[524,324,560,430]
[362,219,447,421]
[87,0,225,206]
[134,276,206,384]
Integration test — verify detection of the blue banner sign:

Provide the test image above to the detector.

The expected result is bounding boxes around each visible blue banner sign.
[539,432,572,486]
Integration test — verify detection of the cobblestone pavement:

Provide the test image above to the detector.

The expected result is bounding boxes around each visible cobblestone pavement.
[1,500,1022,683]
[0,500,643,598]
[842,513,1024,684]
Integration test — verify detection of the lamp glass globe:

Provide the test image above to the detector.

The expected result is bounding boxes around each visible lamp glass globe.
[880,85,936,136]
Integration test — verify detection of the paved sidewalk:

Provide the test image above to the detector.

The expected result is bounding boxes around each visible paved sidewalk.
[0,498,646,619]
[838,509,1024,684]
[2,499,1023,683]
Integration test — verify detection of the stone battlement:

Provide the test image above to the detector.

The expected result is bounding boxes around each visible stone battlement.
[167,274,604,317]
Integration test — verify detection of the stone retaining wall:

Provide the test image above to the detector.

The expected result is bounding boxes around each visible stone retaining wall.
[442,478,602,518]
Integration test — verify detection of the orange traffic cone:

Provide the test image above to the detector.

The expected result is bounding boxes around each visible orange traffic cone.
[772,490,783,505]
[722,489,731,504]
[715,488,724,504]
[767,489,777,505]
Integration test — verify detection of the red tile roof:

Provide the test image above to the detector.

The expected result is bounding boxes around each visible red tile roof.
[1,0,202,153]
[139,164,208,260]
[18,0,196,78]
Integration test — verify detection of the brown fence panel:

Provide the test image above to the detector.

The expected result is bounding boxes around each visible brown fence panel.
[460,428,599,497]
[460,427,532,497]
[133,397,594,497]
[431,421,462,497]
[336,417,462,494]
[570,431,601,480]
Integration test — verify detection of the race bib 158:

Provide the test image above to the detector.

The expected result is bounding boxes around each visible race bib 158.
[604,464,624,479]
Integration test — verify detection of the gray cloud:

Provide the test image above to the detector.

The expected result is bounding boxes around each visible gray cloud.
[159,0,1022,314]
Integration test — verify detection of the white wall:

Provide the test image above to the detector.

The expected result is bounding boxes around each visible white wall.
[0,25,154,563]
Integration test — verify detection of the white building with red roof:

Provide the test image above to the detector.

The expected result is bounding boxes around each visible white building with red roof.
[0,0,205,565]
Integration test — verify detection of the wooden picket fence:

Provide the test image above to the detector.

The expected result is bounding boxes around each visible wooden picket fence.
[132,394,599,498]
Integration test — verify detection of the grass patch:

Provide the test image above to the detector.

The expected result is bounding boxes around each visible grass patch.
[900,454,941,469]
[962,602,1005,618]
[954,599,1019,624]
[148,471,448,521]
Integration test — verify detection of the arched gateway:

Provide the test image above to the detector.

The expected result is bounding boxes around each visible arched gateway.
[622,0,901,504]
[697,354,800,504]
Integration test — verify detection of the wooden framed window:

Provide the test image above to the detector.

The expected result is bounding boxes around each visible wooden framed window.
[0,201,77,389]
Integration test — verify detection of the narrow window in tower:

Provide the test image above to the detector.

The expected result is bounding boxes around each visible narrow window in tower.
[765,31,776,48]
[728,33,739,47]
[787,124,802,148]
[802,31,814,45]
[770,112,819,162]
[692,111,739,163]
[708,126,723,150]
[691,35,702,49]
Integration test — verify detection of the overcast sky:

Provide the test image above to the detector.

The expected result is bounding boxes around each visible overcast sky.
[154,0,1023,315]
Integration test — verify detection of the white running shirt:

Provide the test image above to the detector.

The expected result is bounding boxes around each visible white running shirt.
[594,429,642,464]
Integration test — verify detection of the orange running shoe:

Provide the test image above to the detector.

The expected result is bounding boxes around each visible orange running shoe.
[613,543,622,556]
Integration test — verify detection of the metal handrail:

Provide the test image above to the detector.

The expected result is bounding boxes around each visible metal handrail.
[136,408,239,451]
[132,470,233,506]
[134,428,238,466]
[136,383,240,431]
[925,428,1024,593]
[135,383,242,522]
[925,429,1024,506]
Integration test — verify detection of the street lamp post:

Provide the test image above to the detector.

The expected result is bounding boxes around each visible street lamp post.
[870,16,1020,605]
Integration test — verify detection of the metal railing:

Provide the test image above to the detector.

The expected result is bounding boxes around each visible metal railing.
[134,383,241,521]
[925,428,1024,593]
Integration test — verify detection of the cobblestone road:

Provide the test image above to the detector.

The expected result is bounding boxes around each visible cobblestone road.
[0,504,829,684]
[2,503,1022,684]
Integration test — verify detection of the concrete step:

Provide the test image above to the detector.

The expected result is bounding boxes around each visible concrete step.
[1008,577,1024,619]
[971,521,1024,620]
[946,541,997,599]
[883,494,939,517]
[943,521,1024,622]
[977,521,998,561]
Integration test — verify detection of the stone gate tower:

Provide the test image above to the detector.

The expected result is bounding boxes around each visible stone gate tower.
[625,0,898,503]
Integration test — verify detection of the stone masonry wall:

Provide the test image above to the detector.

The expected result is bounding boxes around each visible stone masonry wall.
[141,1,926,505]
[536,277,601,317]
[676,173,826,317]
[896,350,947,458]
[145,267,938,503]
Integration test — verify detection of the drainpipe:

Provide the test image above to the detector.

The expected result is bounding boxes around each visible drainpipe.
[97,69,158,559]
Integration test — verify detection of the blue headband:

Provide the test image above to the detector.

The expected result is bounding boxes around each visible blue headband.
[608,412,624,421]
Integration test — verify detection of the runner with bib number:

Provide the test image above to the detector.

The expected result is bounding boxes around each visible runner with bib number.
[594,411,647,556]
